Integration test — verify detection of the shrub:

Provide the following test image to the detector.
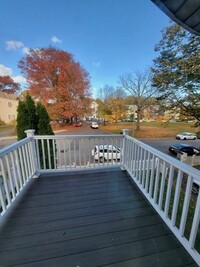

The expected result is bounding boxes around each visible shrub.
[0,119,5,125]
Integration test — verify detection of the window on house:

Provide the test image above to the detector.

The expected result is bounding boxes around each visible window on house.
[8,115,15,120]
[8,102,12,107]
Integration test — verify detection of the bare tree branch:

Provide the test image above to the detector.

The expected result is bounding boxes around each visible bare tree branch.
[119,70,158,130]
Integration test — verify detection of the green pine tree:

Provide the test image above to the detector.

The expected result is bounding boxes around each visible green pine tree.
[17,95,55,169]
[36,102,55,169]
[36,102,54,135]
[16,94,38,140]
[16,100,28,140]
[25,94,38,131]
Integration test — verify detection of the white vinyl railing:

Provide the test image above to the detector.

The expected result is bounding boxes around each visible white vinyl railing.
[0,135,38,217]
[34,134,123,172]
[0,129,199,265]
[123,135,200,265]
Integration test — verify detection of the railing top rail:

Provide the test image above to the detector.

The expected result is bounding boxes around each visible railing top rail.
[0,137,32,157]
[125,135,200,183]
[34,134,123,139]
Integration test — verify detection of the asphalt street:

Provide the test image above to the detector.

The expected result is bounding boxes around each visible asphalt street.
[0,122,200,156]
[140,138,200,155]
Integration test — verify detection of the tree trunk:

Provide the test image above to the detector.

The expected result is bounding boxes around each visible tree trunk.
[136,111,141,130]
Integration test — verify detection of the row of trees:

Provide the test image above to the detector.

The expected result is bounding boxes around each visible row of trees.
[1,22,200,130]
[96,71,158,130]
[97,22,200,130]
[96,85,126,123]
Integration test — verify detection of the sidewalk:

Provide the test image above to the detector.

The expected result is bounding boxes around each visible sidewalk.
[0,135,17,141]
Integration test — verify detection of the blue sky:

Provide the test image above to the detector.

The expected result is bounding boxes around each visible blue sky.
[1,0,169,96]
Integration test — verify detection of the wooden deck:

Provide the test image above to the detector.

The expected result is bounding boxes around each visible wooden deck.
[0,168,198,267]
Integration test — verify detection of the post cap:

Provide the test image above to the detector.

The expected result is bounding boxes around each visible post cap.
[122,129,130,135]
[24,129,35,137]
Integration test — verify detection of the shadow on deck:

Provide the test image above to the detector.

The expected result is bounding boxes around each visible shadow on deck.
[0,168,198,267]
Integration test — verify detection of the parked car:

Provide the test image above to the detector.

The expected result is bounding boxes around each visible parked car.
[121,118,134,122]
[91,122,99,129]
[169,144,200,156]
[74,122,82,127]
[91,145,121,162]
[192,183,199,195]
[176,132,197,140]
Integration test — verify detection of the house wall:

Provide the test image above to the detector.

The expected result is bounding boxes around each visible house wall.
[126,105,138,119]
[88,100,98,119]
[0,92,18,124]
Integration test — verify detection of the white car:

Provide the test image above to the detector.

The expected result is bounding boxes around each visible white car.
[91,122,99,129]
[91,145,121,162]
[176,132,197,140]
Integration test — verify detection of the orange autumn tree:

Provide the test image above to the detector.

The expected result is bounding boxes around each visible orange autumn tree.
[18,47,92,121]
[0,76,20,94]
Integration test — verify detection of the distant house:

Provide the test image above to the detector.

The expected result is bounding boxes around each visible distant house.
[0,92,18,124]
[126,105,138,120]
[143,105,160,120]
[88,100,98,120]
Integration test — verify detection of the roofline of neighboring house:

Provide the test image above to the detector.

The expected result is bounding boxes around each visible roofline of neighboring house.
[0,91,18,100]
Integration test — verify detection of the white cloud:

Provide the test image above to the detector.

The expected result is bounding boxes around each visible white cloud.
[6,40,30,56]
[13,75,26,84]
[51,36,62,43]
[92,62,101,68]
[6,40,24,50]
[0,64,12,76]
[22,47,30,54]
[0,64,26,84]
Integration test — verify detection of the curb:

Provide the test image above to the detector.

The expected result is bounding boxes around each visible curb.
[0,130,67,141]
[53,129,68,133]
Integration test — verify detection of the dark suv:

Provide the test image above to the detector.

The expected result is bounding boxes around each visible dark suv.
[169,144,200,156]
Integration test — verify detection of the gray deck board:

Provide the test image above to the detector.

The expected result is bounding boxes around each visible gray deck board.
[0,168,198,267]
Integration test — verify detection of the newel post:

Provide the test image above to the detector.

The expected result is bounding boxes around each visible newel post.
[121,129,130,170]
[25,129,39,178]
